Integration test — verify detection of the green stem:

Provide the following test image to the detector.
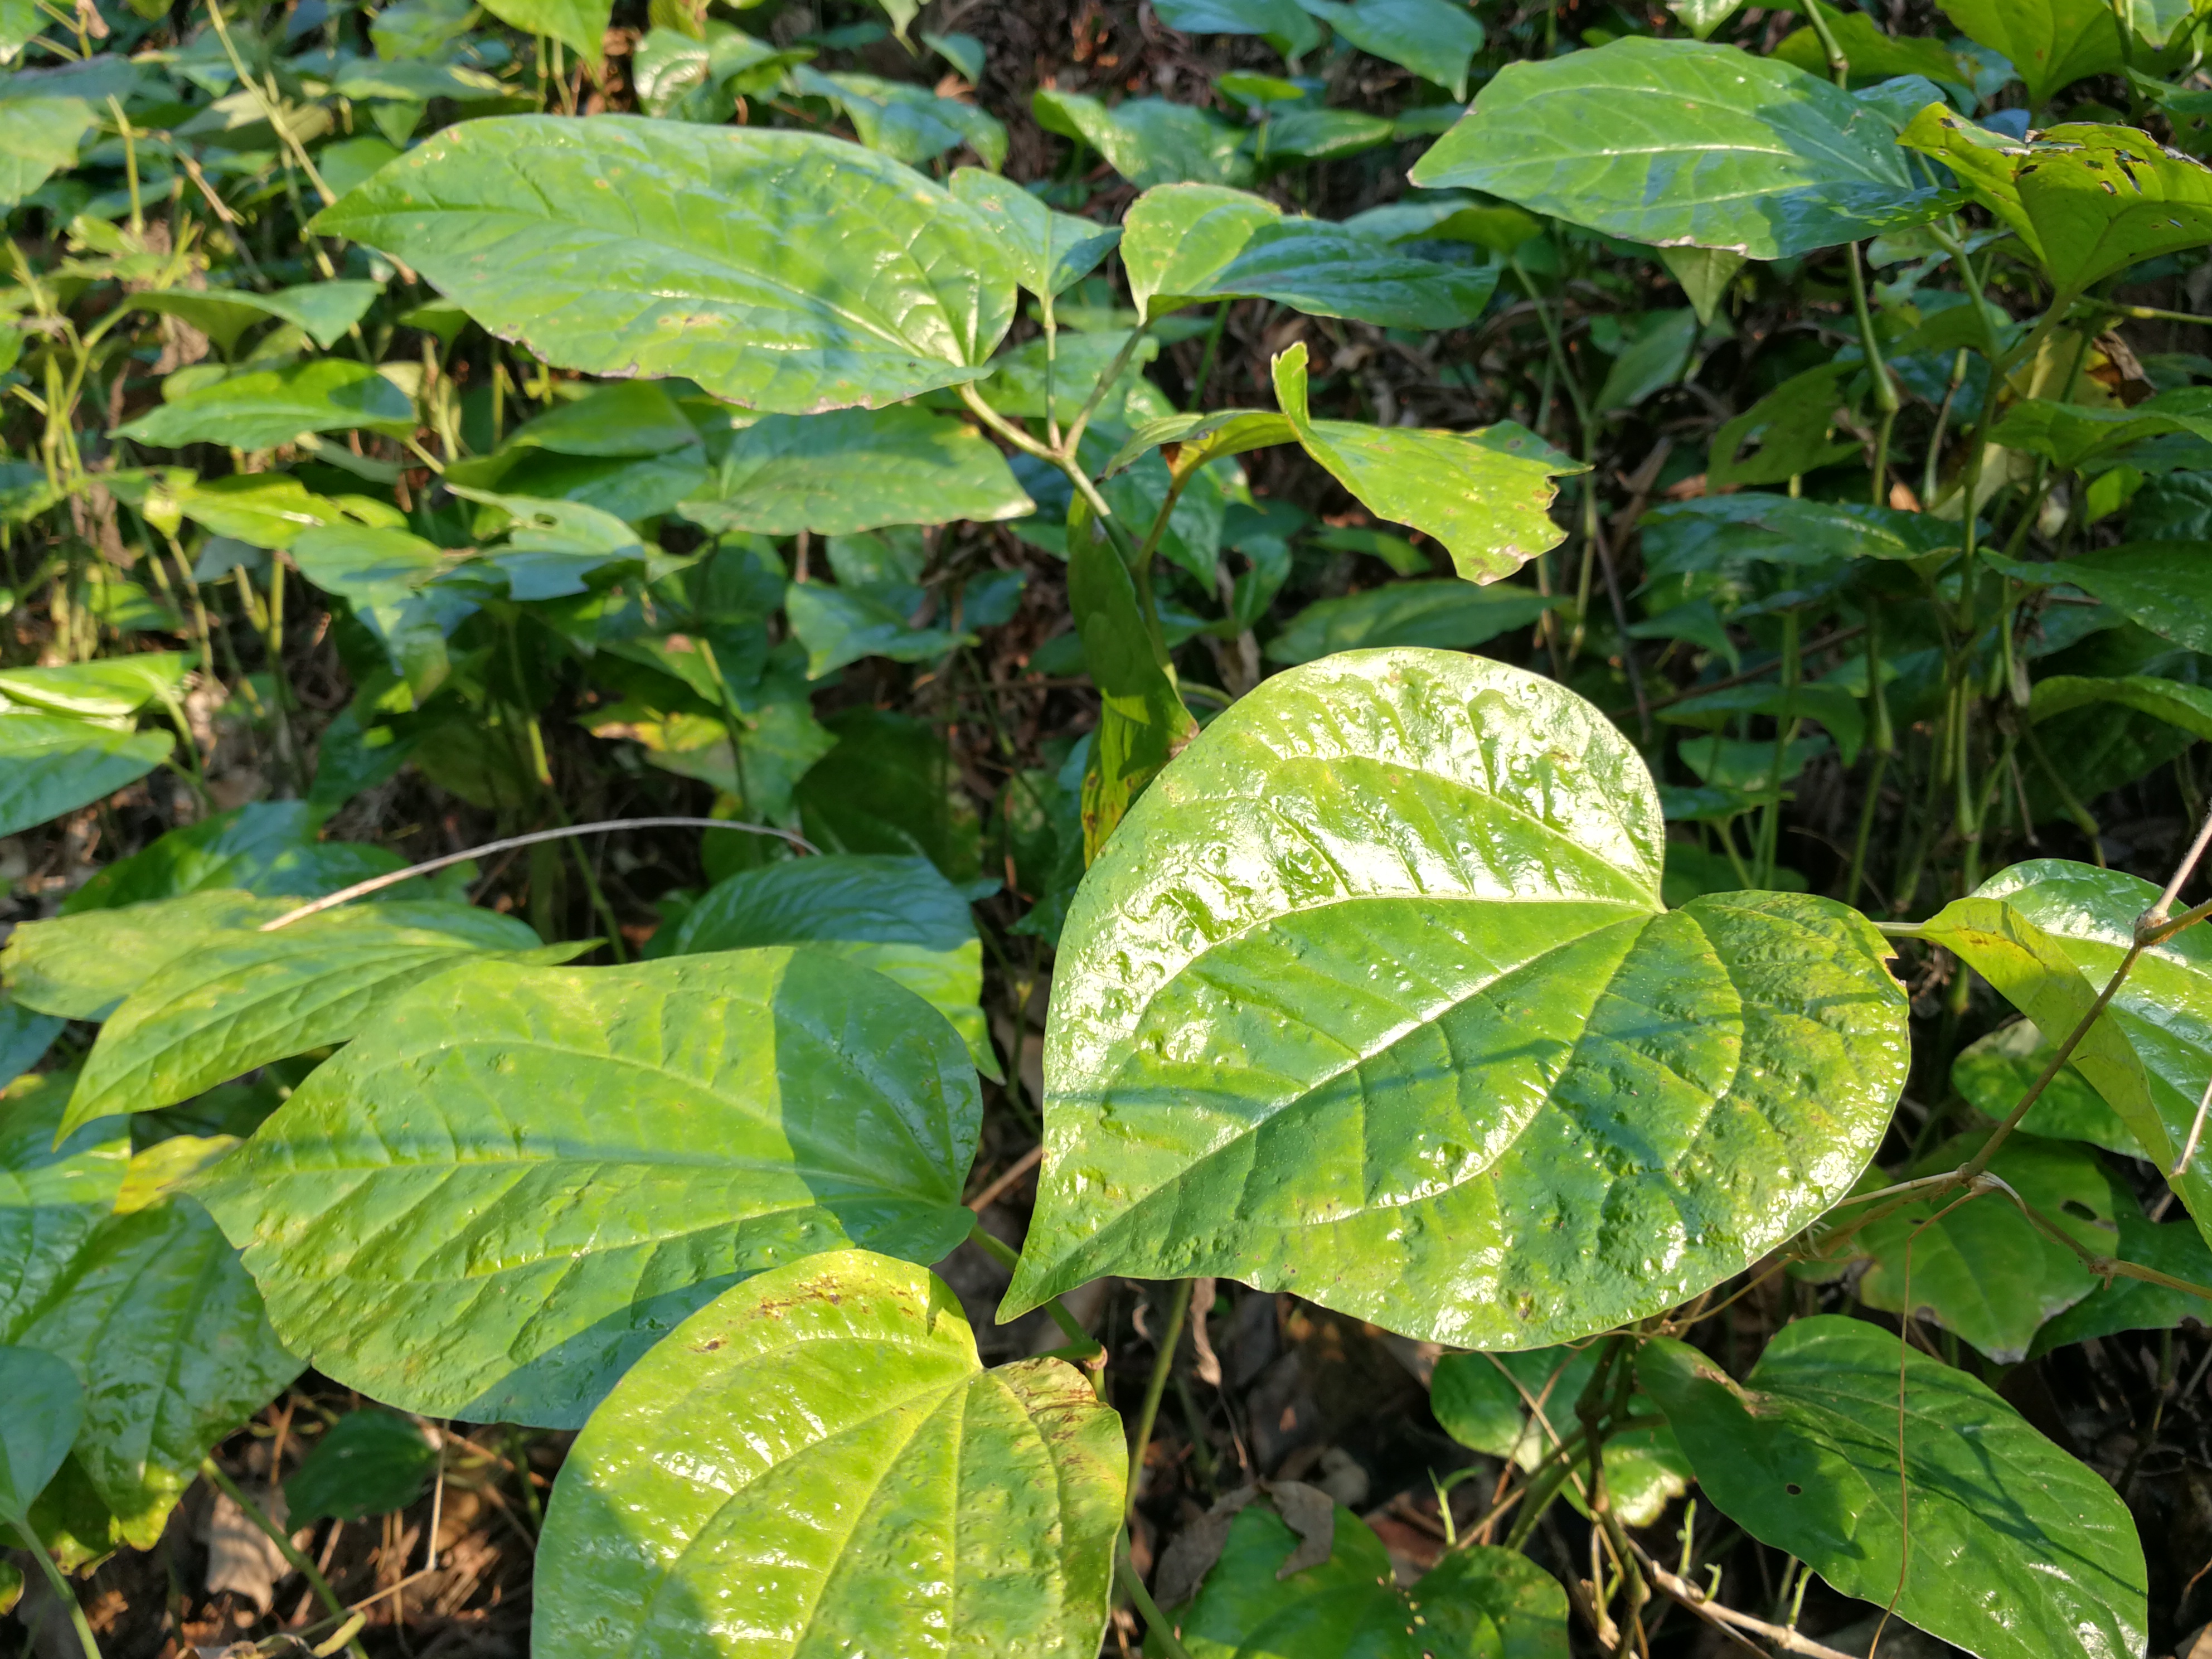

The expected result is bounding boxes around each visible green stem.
[1062,325,1151,458]
[1126,1279,1194,1521]
[967,1217,1099,1358]
[196,1458,370,1659]
[1189,300,1231,413]
[1802,0,1851,84]
[1758,610,1802,888]
[9,1517,101,1659]
[1118,1532,1196,1659]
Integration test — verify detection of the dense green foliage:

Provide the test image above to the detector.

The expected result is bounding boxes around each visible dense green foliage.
[3,0,2212,1654]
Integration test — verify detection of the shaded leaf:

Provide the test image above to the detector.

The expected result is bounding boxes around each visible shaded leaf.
[1154,0,1322,59]
[63,802,408,915]
[1939,0,2126,108]
[2032,1207,2212,1356]
[0,1348,79,1523]
[1952,1018,2144,1158]
[126,280,381,355]
[285,1411,436,1524]
[2029,672,2212,742]
[797,707,984,884]
[533,1251,1124,1658]
[0,716,174,841]
[1302,0,1484,100]
[196,950,982,1425]
[1642,1317,2146,1659]
[1264,579,1560,664]
[793,67,1008,171]
[1003,650,1910,1349]
[1989,543,2212,655]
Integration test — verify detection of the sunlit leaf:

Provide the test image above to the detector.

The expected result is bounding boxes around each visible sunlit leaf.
[476,0,610,61]
[1301,0,1484,100]
[1938,0,2126,107]
[1003,650,1910,1349]
[1033,88,1254,187]
[1264,578,1559,664]
[126,280,382,354]
[948,168,1120,299]
[114,360,416,449]
[0,716,174,841]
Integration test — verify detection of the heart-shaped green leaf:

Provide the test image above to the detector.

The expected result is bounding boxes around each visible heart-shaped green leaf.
[0,1347,80,1526]
[195,949,982,1426]
[115,359,416,449]
[1411,38,1957,258]
[1988,544,2212,656]
[1272,344,1579,583]
[60,898,570,1136]
[1641,1317,2147,1659]
[0,716,173,841]
[682,405,1032,536]
[533,1250,1125,1658]
[1123,183,1498,329]
[1939,0,2125,108]
[316,118,1019,414]
[284,1410,438,1525]
[1002,649,1910,1349]
[1900,111,2212,302]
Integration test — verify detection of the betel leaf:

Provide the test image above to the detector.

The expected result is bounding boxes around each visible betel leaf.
[61,802,406,915]
[1033,88,1254,188]
[195,949,983,1427]
[1987,394,2212,473]
[1122,185,1498,330]
[2030,673,2212,743]
[948,168,1120,299]
[1272,344,1579,583]
[791,67,1008,171]
[1953,1019,2143,1158]
[1153,0,1322,59]
[1166,1492,1568,1658]
[1988,544,2212,656]
[1001,650,1910,1348]
[126,280,381,355]
[0,654,191,720]
[0,1071,129,1331]
[2,891,272,1022]
[316,118,1018,414]
[60,898,571,1136]
[477,0,610,61]
[1801,1133,2115,1361]
[1666,0,1742,37]
[1642,1317,2147,1659]
[1255,106,1397,163]
[532,1251,1124,1659]
[1301,0,1485,101]
[115,359,417,449]
[502,379,701,458]
[284,1410,437,1524]
[2032,1207,2212,1356]
[0,1347,79,1525]
[1900,111,2212,303]
[1264,579,1560,666]
[682,405,1031,536]
[0,716,174,841]
[796,708,983,884]
[651,853,1000,1078]
[1916,862,2212,1244]
[1068,497,1199,861]
[1641,492,1955,574]
[1938,0,2124,108]
[1410,38,1958,259]
[785,584,973,678]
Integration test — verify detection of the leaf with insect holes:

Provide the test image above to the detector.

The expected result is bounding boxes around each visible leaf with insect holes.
[1270,343,1580,584]
[1900,111,2212,302]
[1002,650,1911,1351]
[315,118,1019,414]
[1411,38,1958,258]
[194,950,982,1427]
[1642,1317,2147,1659]
[532,1252,1126,1659]
[1122,183,1498,329]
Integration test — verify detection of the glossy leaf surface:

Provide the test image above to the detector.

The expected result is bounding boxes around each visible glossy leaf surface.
[684,405,1031,536]
[1302,0,1485,100]
[1034,89,1254,188]
[0,1347,79,1522]
[1272,345,1577,584]
[792,67,1008,171]
[1168,1496,1568,1658]
[0,716,173,840]
[1642,1317,2147,1659]
[1123,185,1497,329]
[1939,0,2124,107]
[533,1251,1124,1658]
[1990,544,2212,655]
[1952,1019,2143,1158]
[316,117,1018,413]
[1901,112,2212,300]
[196,950,982,1426]
[2030,673,2212,743]
[62,899,565,1135]
[949,168,1120,298]
[1005,650,1910,1348]
[1410,38,1956,258]
[114,360,415,449]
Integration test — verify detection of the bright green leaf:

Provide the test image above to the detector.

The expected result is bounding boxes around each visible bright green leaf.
[0,716,174,841]
[126,280,381,355]
[1989,544,2212,656]
[1264,578,1559,664]
[1034,88,1254,188]
[1772,11,1962,86]
[477,0,609,60]
[785,583,975,678]
[1123,184,1498,329]
[1938,0,2125,107]
[682,405,1031,536]
[1666,0,1743,38]
[1642,1317,2147,1659]
[1102,411,1298,479]
[1003,649,1910,1348]
[793,67,1008,171]
[1302,0,1484,100]
[0,654,191,720]
[1272,343,1579,583]
[315,117,1019,414]
[1411,38,1959,258]
[196,950,982,1425]
[949,168,1121,299]
[533,1251,1125,1658]
[115,360,416,449]
[1953,1018,2145,1158]
[2,891,272,1022]
[0,97,94,212]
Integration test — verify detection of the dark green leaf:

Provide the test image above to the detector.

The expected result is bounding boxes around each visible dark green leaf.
[196,950,982,1425]
[2032,1206,2212,1356]
[1123,184,1498,329]
[533,1251,1124,1658]
[0,716,174,840]
[1411,38,1957,258]
[0,1003,60,1091]
[1642,1316,2146,1659]
[1303,0,1484,100]
[1264,579,1560,664]
[62,802,406,915]
[1952,1019,2144,1158]
[2029,673,2212,743]
[1102,411,1299,479]
[115,360,416,449]
[1989,544,2212,655]
[785,584,974,679]
[682,405,1031,536]
[1988,394,2212,473]
[316,117,1019,414]
[1153,0,1322,59]
[1272,343,1579,583]
[285,1410,438,1524]
[0,1348,80,1524]
[1003,650,1910,1348]
[797,707,984,884]
[60,898,567,1135]
[501,380,701,458]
